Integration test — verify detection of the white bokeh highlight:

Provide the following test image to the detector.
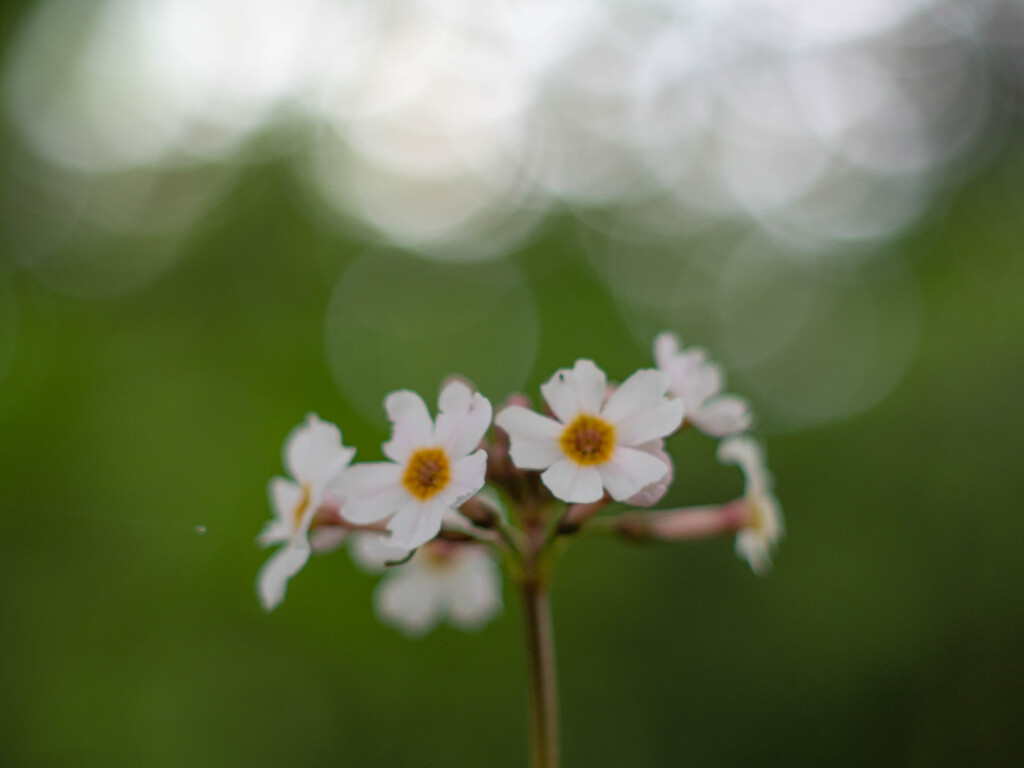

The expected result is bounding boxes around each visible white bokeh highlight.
[3,0,1001,257]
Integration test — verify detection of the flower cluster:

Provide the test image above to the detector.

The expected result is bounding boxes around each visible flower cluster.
[256,333,783,633]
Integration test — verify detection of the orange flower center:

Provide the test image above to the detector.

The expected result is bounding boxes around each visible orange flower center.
[560,414,615,465]
[402,448,451,500]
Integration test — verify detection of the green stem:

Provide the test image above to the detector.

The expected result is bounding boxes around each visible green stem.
[519,575,560,768]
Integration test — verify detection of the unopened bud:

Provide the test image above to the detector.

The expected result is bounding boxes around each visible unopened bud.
[612,499,750,542]
[644,499,749,540]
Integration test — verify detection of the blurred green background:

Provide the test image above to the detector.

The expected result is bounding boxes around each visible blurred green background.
[1,1,1023,766]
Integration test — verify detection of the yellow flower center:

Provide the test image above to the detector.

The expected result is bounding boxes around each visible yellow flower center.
[291,483,312,532]
[402,448,451,500]
[746,495,769,534]
[748,499,763,531]
[560,414,615,465]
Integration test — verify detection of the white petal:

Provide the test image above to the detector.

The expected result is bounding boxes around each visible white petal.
[653,332,681,371]
[539,359,607,422]
[659,348,704,403]
[261,478,310,546]
[670,354,721,409]
[257,541,311,611]
[541,459,604,503]
[284,414,355,490]
[257,519,291,548]
[606,393,679,448]
[735,530,771,576]
[434,384,493,459]
[334,462,407,524]
[446,551,503,630]
[690,396,753,437]
[309,526,348,554]
[268,477,304,524]
[374,567,444,636]
[718,437,771,496]
[604,377,685,446]
[670,347,708,373]
[690,359,724,405]
[597,446,671,502]
[760,493,786,542]
[439,450,488,509]
[495,406,564,469]
[348,532,411,573]
[438,378,472,413]
[387,498,446,550]
[601,369,670,424]
[382,390,435,463]
[623,441,674,507]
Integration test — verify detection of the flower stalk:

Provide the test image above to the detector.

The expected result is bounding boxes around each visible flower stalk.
[518,531,560,768]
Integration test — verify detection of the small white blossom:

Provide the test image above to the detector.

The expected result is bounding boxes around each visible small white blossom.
[335,381,492,550]
[654,333,752,438]
[717,436,784,575]
[349,534,503,636]
[495,359,684,504]
[257,414,355,611]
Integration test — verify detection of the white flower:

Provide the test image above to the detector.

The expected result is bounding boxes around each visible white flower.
[335,381,492,550]
[717,436,784,575]
[654,333,752,438]
[350,534,503,636]
[495,359,684,504]
[257,414,355,611]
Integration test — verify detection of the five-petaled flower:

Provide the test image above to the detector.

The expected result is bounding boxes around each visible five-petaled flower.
[257,414,355,611]
[653,332,752,438]
[717,436,784,575]
[495,359,685,503]
[335,380,492,550]
[349,533,503,636]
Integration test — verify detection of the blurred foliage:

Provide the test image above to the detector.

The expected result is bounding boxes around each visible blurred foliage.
[2,7,1024,768]
[1,146,1022,766]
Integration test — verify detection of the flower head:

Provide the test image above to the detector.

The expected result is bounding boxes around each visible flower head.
[257,414,355,611]
[495,359,684,503]
[349,534,503,637]
[654,333,752,438]
[335,380,492,550]
[717,436,784,575]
